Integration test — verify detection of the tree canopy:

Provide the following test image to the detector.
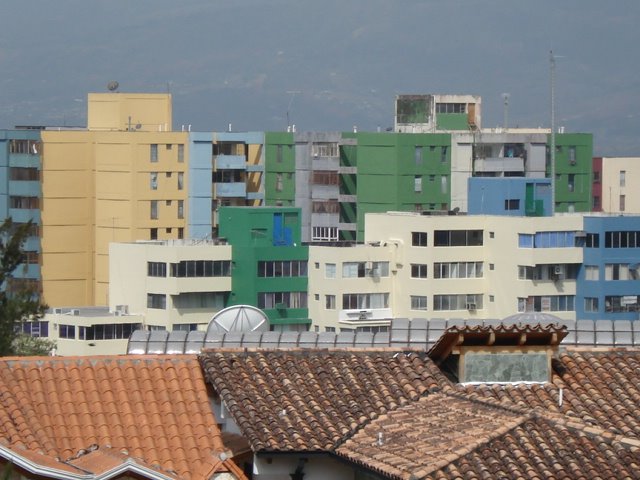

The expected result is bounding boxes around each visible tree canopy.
[0,218,53,356]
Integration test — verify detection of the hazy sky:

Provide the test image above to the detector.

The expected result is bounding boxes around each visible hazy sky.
[1,0,638,155]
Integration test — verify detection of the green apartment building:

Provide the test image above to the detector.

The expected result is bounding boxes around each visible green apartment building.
[218,206,309,331]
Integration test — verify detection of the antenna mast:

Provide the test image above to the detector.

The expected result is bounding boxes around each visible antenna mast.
[550,50,556,215]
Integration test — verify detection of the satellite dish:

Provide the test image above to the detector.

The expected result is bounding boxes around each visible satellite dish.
[207,305,269,334]
[107,81,119,92]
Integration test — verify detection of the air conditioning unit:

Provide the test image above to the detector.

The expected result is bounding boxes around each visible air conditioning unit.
[115,304,129,315]
[53,308,63,314]
[71,309,80,316]
[553,265,562,275]
[466,303,477,311]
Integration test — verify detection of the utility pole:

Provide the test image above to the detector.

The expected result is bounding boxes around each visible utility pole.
[286,90,301,131]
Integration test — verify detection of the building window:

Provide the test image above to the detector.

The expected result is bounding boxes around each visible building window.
[567,174,575,192]
[59,324,76,339]
[325,295,336,309]
[584,297,599,313]
[434,230,483,247]
[311,142,338,157]
[257,260,308,277]
[433,294,482,311]
[150,228,158,240]
[440,146,448,163]
[414,175,422,193]
[568,146,576,164]
[412,231,428,247]
[150,200,158,219]
[434,262,483,279]
[173,292,225,309]
[147,262,167,277]
[593,171,600,183]
[620,195,626,212]
[593,196,601,210]
[325,263,336,278]
[177,172,184,190]
[276,145,283,163]
[584,265,599,281]
[9,167,39,181]
[620,170,626,187]
[343,262,389,278]
[410,295,428,310]
[312,200,339,214]
[605,231,640,248]
[414,146,423,165]
[411,264,428,278]
[150,144,158,162]
[150,172,158,190]
[178,144,184,162]
[605,263,633,281]
[9,196,39,209]
[178,200,184,219]
[436,103,466,114]
[311,171,339,185]
[147,293,166,309]
[325,326,336,332]
[9,139,41,155]
[78,323,141,340]
[342,293,389,309]
[504,199,520,210]
[605,295,639,312]
[440,175,448,194]
[517,295,575,312]
[520,231,578,248]
[585,233,600,248]
[258,292,308,309]
[312,226,338,241]
[170,260,231,277]
[275,173,283,192]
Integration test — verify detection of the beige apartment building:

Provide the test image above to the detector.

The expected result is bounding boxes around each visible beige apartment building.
[41,93,189,307]
[600,157,640,214]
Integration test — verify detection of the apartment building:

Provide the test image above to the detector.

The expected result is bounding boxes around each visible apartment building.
[309,212,587,331]
[263,97,592,242]
[0,129,42,293]
[598,156,640,214]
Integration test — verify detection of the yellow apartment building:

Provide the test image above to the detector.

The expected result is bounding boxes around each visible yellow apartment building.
[41,93,189,307]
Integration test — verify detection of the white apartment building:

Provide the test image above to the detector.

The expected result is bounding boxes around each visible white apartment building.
[109,239,232,331]
[309,212,584,332]
[600,157,640,214]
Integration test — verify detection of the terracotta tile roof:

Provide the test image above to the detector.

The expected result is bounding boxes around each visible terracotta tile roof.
[0,355,246,480]
[337,393,640,479]
[199,349,452,452]
[461,349,640,438]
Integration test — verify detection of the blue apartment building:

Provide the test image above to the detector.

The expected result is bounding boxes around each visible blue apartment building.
[0,129,42,291]
[578,216,640,320]
[468,177,552,217]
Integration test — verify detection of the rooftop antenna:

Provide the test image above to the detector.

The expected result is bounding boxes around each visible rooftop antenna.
[550,50,564,215]
[502,93,510,129]
[286,90,301,130]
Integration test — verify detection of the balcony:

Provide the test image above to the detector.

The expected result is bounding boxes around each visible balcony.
[214,182,247,198]
[214,155,246,170]
[474,157,524,174]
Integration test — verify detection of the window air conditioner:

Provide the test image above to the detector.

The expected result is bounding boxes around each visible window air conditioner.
[466,303,477,311]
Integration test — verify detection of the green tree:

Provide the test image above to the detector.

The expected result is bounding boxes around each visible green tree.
[0,218,51,356]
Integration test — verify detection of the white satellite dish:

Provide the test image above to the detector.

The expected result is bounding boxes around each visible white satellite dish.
[207,305,269,334]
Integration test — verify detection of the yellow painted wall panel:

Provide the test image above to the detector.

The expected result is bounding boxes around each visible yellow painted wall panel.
[95,171,133,197]
[42,171,92,198]
[43,280,90,307]
[41,225,92,253]
[41,252,90,279]
[41,198,91,225]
